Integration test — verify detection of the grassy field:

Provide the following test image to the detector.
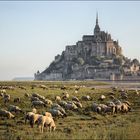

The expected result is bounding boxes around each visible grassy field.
[0,81,140,140]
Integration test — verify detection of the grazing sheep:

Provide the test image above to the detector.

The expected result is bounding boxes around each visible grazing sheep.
[3,94,10,103]
[8,105,22,113]
[0,89,6,94]
[52,103,61,109]
[62,93,69,100]
[43,112,53,118]
[39,85,48,90]
[58,101,67,107]
[99,95,106,101]
[72,96,80,102]
[52,106,67,117]
[121,103,131,113]
[49,109,64,118]
[24,93,29,97]
[81,95,91,101]
[0,109,15,119]
[25,112,35,124]
[30,113,43,128]
[65,102,78,110]
[32,108,37,114]
[104,106,116,115]
[13,97,20,103]
[31,101,46,107]
[55,96,61,102]
[37,115,56,133]
[30,96,40,102]
[73,101,82,108]
[0,92,4,97]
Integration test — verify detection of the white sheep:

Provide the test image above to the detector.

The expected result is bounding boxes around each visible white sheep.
[37,115,56,133]
[43,112,53,118]
[55,96,61,102]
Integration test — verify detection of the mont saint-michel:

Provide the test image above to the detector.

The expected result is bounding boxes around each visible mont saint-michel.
[35,14,140,81]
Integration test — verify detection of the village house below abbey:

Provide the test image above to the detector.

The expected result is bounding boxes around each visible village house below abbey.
[35,14,140,81]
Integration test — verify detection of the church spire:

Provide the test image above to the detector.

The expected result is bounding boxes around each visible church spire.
[96,12,98,25]
[94,12,100,35]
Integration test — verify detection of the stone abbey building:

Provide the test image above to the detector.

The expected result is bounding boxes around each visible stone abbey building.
[35,14,140,81]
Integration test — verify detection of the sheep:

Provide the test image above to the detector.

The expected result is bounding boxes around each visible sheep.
[65,102,78,110]
[52,106,67,117]
[121,103,131,113]
[52,103,61,108]
[0,92,4,97]
[39,85,48,90]
[44,99,53,106]
[0,109,15,119]
[32,108,37,114]
[55,96,61,102]
[37,115,56,133]
[24,108,37,124]
[49,109,64,118]
[58,101,67,107]
[104,106,116,115]
[29,113,43,128]
[3,94,10,103]
[30,96,40,102]
[0,89,6,94]
[81,95,91,101]
[25,112,35,124]
[31,101,46,107]
[43,112,53,118]
[98,95,106,101]
[73,101,82,108]
[13,97,20,103]
[8,105,23,113]
[62,93,69,100]
[72,96,80,102]
[24,93,29,97]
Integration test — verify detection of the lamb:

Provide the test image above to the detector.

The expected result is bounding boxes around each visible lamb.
[65,102,78,110]
[0,109,15,119]
[37,115,56,133]
[31,100,46,107]
[0,89,6,94]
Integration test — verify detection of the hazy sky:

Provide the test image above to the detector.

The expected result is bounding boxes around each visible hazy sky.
[0,1,140,80]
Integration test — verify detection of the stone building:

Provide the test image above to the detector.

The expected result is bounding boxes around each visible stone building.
[34,14,140,81]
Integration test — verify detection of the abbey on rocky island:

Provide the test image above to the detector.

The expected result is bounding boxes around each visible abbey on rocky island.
[35,14,140,81]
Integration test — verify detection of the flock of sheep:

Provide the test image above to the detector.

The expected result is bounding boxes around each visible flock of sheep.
[0,84,138,133]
